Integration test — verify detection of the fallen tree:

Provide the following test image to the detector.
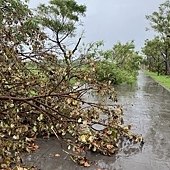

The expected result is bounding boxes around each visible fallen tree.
[0,0,143,168]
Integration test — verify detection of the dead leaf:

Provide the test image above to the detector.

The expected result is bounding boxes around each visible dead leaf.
[84,161,90,167]
[79,159,85,165]
[67,98,72,104]
[115,107,121,114]
[26,143,39,152]
[120,118,124,125]
[128,125,132,130]
[106,144,114,149]
[77,148,83,155]
[55,153,60,157]
[32,144,39,150]
[15,166,28,170]
[25,137,35,143]
[83,120,87,127]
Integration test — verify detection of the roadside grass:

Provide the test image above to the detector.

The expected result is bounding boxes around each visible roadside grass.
[144,70,170,89]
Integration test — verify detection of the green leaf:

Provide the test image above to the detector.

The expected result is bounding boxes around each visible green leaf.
[111,131,117,137]
[33,126,37,132]
[37,114,43,121]
[79,135,87,143]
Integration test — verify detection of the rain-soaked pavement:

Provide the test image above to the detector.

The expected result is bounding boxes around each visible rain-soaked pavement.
[23,70,170,170]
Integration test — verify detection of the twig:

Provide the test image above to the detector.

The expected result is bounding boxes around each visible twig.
[51,128,59,140]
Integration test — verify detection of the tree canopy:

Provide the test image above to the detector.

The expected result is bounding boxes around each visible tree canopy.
[143,0,170,75]
[35,0,86,67]
[95,41,142,84]
[146,0,170,37]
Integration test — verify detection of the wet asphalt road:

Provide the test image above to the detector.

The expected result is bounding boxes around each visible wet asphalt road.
[23,70,170,170]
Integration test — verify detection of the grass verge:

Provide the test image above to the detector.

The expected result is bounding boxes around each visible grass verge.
[144,70,170,90]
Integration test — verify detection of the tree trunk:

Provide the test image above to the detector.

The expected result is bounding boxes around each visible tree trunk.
[166,61,170,75]
[164,56,170,75]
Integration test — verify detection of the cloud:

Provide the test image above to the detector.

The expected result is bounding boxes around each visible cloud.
[29,0,165,51]
[76,0,165,50]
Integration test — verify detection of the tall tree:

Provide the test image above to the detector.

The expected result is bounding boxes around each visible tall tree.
[146,0,170,37]
[145,0,170,75]
[35,0,86,68]
[142,37,163,75]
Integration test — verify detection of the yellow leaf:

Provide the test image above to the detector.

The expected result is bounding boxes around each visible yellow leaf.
[37,114,43,121]
[78,118,82,123]
[68,145,71,150]
[79,135,87,143]
[11,124,15,128]
[123,126,130,131]
[25,137,35,143]
[33,126,37,132]
[72,100,78,106]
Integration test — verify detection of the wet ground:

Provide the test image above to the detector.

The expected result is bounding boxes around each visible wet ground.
[23,70,170,170]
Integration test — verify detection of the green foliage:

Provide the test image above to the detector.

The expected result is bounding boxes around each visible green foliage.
[146,0,170,36]
[95,60,136,84]
[95,41,142,84]
[35,0,86,40]
[144,0,170,75]
[34,0,86,68]
[142,37,162,74]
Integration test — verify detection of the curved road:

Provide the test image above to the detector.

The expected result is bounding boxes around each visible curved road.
[24,70,170,170]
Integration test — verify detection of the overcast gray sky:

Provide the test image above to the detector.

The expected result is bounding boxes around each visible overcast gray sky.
[29,0,166,51]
